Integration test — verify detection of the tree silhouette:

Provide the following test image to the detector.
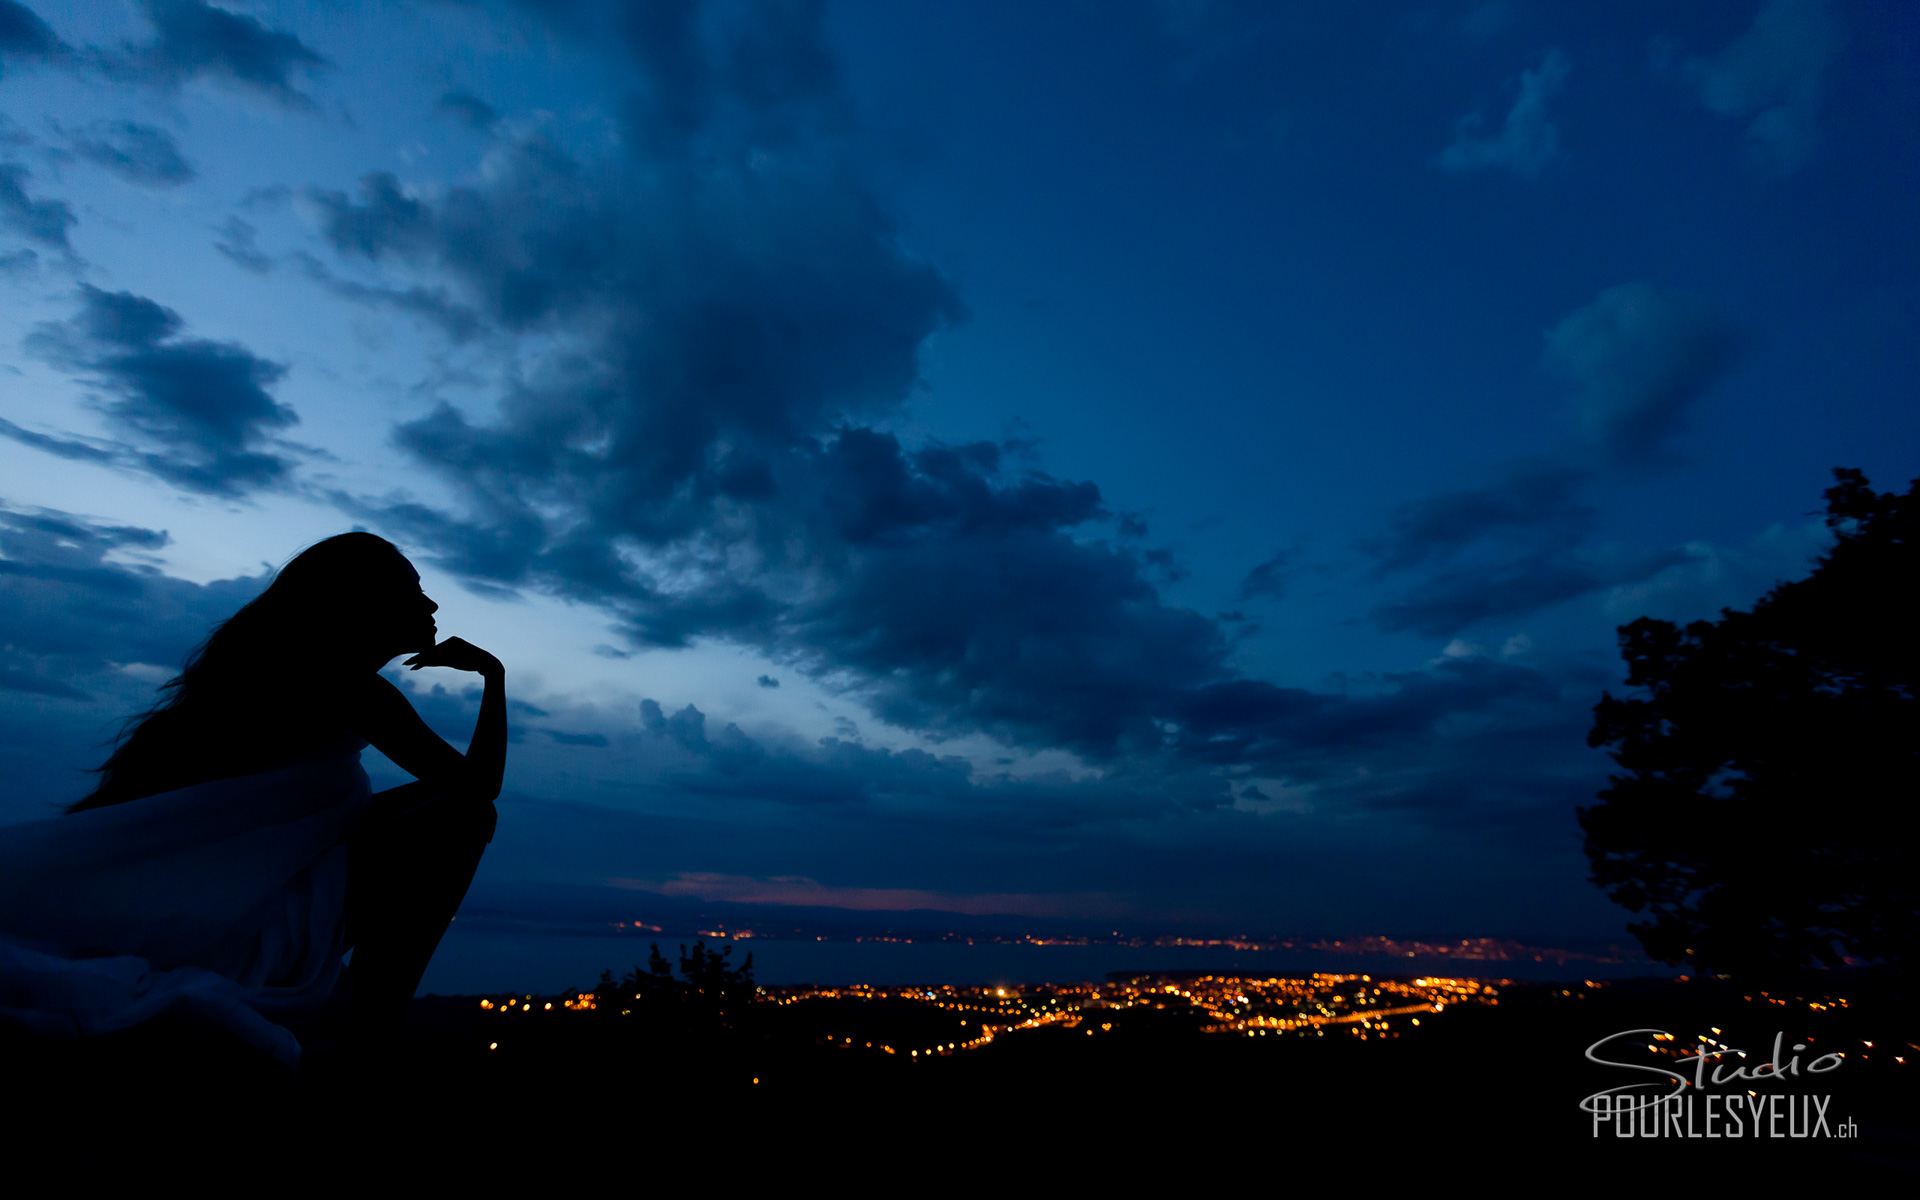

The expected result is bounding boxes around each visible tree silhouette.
[1581,467,1918,979]
[593,938,757,1027]
[675,939,757,1021]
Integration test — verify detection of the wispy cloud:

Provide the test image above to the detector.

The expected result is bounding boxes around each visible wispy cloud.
[97,0,330,109]
[1544,282,1736,466]
[0,1,72,74]
[1438,48,1570,177]
[1684,0,1845,173]
[54,119,195,187]
[19,285,299,495]
[0,161,75,251]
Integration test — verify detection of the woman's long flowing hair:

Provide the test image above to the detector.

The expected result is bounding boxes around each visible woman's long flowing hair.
[65,532,410,813]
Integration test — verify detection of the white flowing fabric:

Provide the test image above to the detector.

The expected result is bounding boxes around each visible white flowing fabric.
[0,741,377,1069]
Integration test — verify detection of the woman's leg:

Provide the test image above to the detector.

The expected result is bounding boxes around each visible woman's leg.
[337,782,497,1041]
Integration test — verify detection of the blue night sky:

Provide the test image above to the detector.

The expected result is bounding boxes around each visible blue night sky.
[1,1,1915,951]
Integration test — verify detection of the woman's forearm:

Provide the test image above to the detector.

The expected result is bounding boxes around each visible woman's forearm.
[466,666,507,802]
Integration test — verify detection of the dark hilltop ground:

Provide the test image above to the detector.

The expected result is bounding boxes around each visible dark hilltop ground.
[6,968,1916,1178]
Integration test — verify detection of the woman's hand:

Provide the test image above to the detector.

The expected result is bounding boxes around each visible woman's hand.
[404,636,504,680]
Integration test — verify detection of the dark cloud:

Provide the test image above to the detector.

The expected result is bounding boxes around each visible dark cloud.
[0,1,70,72]
[632,697,878,808]
[1166,655,1571,771]
[1238,545,1295,602]
[1371,545,1694,636]
[21,285,298,495]
[361,424,1168,765]
[773,481,1211,760]
[1353,284,1731,635]
[290,249,484,342]
[1685,0,1845,173]
[289,0,1263,780]
[1595,516,1832,629]
[0,504,259,679]
[213,214,270,272]
[306,170,433,261]
[238,183,291,212]
[755,674,779,688]
[1356,463,1639,634]
[1359,448,1826,639]
[1361,463,1593,574]
[495,0,849,158]
[101,0,329,108]
[1142,545,1187,583]
[564,637,1606,849]
[0,504,273,817]
[1311,758,1599,842]
[391,646,1618,927]
[0,162,76,251]
[0,501,1621,930]
[543,729,608,748]
[288,0,1629,849]
[0,505,170,559]
[0,416,119,466]
[1301,664,1618,838]
[1543,282,1736,464]
[623,693,1204,822]
[434,89,498,131]
[56,119,195,186]
[1438,48,1570,177]
[0,669,89,700]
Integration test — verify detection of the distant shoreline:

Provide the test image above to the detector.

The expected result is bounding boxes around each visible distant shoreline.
[419,923,1677,995]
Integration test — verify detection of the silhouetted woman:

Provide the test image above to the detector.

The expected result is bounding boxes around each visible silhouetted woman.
[0,532,505,1068]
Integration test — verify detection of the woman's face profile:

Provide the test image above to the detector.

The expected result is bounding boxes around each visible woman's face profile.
[394,560,440,655]
[356,550,438,659]
[283,535,440,667]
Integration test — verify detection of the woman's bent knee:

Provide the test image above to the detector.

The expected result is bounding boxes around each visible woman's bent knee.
[468,796,499,846]
[415,789,498,847]
[343,801,492,939]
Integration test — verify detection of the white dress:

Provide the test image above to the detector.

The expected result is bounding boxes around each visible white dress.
[0,737,377,1069]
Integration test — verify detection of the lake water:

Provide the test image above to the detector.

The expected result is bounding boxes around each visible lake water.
[419,925,1667,995]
